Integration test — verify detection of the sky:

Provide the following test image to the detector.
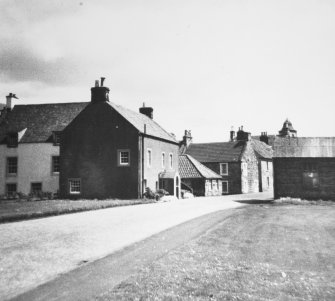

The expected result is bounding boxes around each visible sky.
[0,0,334,142]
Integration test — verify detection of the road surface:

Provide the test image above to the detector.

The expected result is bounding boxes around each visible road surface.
[0,192,272,300]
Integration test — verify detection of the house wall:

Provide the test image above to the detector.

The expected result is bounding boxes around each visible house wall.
[60,102,139,199]
[181,178,222,197]
[241,142,259,193]
[0,143,59,195]
[202,162,241,194]
[273,158,335,200]
[259,160,273,192]
[143,137,179,194]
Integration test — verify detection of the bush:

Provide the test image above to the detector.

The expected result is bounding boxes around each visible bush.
[143,187,156,199]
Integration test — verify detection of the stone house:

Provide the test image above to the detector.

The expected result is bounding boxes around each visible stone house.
[0,95,88,196]
[179,154,222,196]
[60,79,180,199]
[181,128,273,194]
[273,137,335,200]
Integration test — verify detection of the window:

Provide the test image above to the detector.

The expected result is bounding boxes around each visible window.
[52,156,60,173]
[31,182,42,194]
[7,157,18,176]
[118,150,130,166]
[266,161,269,171]
[7,133,18,147]
[302,162,319,189]
[161,152,165,168]
[69,179,81,194]
[222,181,229,193]
[6,183,17,196]
[169,153,173,169]
[147,149,152,167]
[53,131,61,145]
[220,163,228,175]
[212,180,218,190]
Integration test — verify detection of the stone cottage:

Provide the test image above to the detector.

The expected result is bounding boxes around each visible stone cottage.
[181,127,273,194]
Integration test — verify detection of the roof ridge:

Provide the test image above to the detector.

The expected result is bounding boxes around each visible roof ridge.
[109,102,177,142]
[13,102,89,107]
[189,141,236,145]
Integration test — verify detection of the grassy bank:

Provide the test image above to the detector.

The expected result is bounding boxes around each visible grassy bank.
[0,199,154,223]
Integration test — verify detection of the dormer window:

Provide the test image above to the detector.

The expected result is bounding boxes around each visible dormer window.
[7,133,18,148]
[53,131,61,145]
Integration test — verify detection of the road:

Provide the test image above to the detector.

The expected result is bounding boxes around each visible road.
[0,192,272,300]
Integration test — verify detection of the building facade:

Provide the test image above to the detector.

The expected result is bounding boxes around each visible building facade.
[60,80,180,199]
[0,98,88,196]
[273,137,335,200]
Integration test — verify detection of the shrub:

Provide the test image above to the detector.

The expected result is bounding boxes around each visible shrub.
[143,187,156,199]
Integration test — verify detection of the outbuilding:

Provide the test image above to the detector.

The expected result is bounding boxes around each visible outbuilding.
[179,154,222,196]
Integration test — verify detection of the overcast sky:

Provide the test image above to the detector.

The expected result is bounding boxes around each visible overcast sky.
[0,0,334,142]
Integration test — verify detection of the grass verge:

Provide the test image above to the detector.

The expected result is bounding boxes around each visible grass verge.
[0,199,155,223]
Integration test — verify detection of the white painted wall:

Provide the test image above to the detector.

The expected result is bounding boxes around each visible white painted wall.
[0,143,59,195]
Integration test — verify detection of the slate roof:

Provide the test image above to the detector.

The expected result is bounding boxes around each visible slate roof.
[0,102,89,143]
[274,137,335,158]
[185,141,246,162]
[251,139,273,159]
[179,155,222,179]
[109,102,177,143]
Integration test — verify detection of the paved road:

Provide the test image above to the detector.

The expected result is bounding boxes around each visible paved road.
[0,192,272,300]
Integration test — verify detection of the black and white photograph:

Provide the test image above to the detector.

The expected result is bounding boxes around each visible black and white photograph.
[0,0,334,300]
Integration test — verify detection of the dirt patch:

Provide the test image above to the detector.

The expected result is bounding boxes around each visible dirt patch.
[98,205,335,300]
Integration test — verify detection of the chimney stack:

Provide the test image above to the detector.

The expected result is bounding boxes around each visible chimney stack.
[139,102,153,119]
[5,93,18,111]
[260,132,269,144]
[182,130,193,147]
[91,77,110,103]
[236,125,251,141]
